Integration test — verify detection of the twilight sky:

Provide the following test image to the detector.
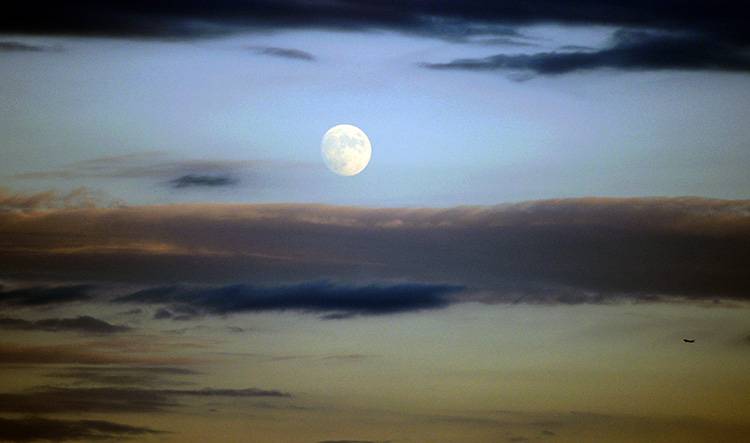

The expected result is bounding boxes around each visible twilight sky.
[1,2,749,442]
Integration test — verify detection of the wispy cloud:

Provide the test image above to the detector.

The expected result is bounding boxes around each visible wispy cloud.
[0,316,130,334]
[45,366,198,387]
[0,187,120,212]
[0,386,291,414]
[0,342,196,366]
[249,46,315,61]
[11,153,309,191]
[0,41,59,52]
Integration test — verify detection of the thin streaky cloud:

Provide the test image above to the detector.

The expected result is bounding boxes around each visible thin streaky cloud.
[0,342,198,366]
[0,315,130,334]
[0,386,292,414]
[249,46,316,61]
[0,40,59,52]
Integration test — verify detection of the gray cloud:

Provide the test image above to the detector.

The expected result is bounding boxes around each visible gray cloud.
[0,416,163,442]
[476,36,539,47]
[0,386,291,414]
[422,30,750,76]
[0,315,130,334]
[12,153,239,181]
[0,197,748,305]
[249,46,315,61]
[45,366,198,387]
[0,41,56,52]
[169,174,239,189]
[11,153,308,191]
[0,342,197,366]
[12,153,294,180]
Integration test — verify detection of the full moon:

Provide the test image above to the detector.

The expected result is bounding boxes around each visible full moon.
[321,124,372,176]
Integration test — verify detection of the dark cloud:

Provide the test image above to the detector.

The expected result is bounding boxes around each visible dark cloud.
[0,315,130,334]
[1,198,749,305]
[422,30,750,76]
[0,285,95,307]
[0,41,57,52]
[116,282,463,319]
[0,386,291,414]
[2,1,749,45]
[170,174,239,189]
[0,416,163,442]
[250,46,315,61]
[1,3,749,75]
[45,366,198,387]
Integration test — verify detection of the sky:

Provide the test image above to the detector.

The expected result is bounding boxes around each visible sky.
[1,2,750,442]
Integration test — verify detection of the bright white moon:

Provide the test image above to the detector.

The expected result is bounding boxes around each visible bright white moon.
[321,124,372,176]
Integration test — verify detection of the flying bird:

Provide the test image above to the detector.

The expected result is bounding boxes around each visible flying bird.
[683,339,695,343]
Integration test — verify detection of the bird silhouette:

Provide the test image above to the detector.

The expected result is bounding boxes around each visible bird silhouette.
[683,339,695,343]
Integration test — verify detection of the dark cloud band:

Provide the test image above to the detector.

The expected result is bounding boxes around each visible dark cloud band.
[1,198,748,304]
[169,174,239,189]
[0,285,95,306]
[2,1,748,42]
[0,416,163,442]
[117,282,463,319]
[0,386,291,414]
[3,1,749,76]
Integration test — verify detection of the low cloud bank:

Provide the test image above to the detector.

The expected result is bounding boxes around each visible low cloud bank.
[1,197,748,304]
